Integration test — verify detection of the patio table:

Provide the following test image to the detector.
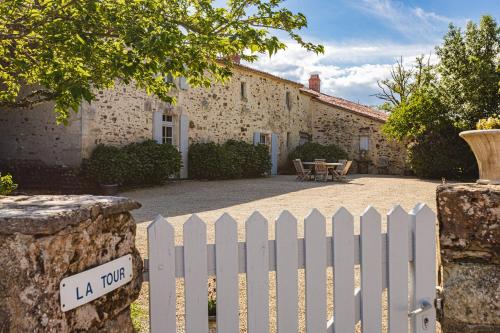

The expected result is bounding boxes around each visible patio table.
[302,162,342,178]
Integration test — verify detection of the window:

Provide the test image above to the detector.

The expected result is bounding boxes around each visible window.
[299,132,310,145]
[286,132,291,150]
[162,114,174,144]
[286,91,292,110]
[259,133,268,145]
[165,73,174,84]
[360,135,369,151]
[240,82,247,100]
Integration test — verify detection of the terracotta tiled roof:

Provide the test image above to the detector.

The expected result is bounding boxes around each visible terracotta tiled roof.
[300,87,388,122]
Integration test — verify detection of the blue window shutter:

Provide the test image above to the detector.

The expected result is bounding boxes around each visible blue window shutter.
[253,132,261,145]
[179,114,189,178]
[271,133,278,175]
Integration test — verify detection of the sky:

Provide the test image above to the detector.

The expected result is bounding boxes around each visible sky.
[239,0,500,106]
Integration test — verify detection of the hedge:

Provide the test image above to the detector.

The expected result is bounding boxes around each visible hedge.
[188,140,271,180]
[288,142,348,163]
[84,140,181,186]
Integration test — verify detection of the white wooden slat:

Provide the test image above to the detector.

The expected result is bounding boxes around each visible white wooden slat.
[387,205,410,333]
[332,207,355,333]
[360,206,382,333]
[184,214,208,333]
[410,204,436,333]
[149,231,413,279]
[148,215,176,333]
[246,211,269,333]
[215,213,239,333]
[305,209,327,333]
[276,210,299,333]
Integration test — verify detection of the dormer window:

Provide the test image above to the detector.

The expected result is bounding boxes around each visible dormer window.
[241,82,247,101]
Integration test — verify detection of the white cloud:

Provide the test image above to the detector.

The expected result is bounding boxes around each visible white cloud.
[246,41,437,105]
[350,0,456,41]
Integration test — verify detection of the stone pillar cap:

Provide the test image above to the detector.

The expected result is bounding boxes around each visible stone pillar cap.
[0,195,141,235]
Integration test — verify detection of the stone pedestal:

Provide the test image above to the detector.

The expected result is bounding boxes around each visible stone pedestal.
[437,184,500,333]
[0,195,143,332]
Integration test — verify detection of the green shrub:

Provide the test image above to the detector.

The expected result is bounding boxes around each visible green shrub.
[476,116,500,130]
[124,140,182,185]
[84,145,129,184]
[407,128,477,179]
[188,140,271,180]
[0,173,18,195]
[288,142,348,163]
[85,140,181,186]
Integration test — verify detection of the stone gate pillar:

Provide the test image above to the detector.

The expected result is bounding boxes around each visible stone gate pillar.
[0,195,143,332]
[437,184,499,332]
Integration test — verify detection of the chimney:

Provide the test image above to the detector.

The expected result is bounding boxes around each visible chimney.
[308,73,321,93]
[231,54,241,64]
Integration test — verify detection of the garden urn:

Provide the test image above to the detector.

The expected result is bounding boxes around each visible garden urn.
[459,129,500,185]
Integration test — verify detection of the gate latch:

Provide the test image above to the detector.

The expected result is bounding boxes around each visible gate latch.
[408,300,432,317]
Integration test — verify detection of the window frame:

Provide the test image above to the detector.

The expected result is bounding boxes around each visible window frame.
[240,81,247,101]
[286,91,292,110]
[359,135,370,151]
[161,114,174,145]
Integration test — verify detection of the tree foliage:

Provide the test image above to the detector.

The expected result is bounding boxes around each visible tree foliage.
[378,15,500,179]
[0,0,323,122]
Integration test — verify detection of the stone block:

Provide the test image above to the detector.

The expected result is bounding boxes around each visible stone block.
[437,183,500,264]
[437,183,500,333]
[441,262,500,332]
[0,195,143,333]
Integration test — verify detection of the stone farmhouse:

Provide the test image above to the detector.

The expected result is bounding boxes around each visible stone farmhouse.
[0,58,406,186]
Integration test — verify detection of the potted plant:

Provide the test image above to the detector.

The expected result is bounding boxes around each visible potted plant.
[84,145,127,195]
[459,116,500,185]
[208,278,217,332]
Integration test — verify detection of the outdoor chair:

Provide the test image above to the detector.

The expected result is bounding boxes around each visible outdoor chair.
[314,159,330,182]
[293,159,312,181]
[332,160,353,182]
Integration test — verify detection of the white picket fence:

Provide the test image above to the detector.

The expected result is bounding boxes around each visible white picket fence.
[145,204,436,333]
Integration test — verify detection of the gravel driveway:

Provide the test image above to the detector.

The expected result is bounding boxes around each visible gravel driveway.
[122,175,442,332]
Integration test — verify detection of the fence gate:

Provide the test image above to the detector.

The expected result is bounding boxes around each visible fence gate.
[145,204,437,333]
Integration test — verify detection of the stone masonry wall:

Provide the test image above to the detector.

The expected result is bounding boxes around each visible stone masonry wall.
[312,101,407,174]
[0,195,143,332]
[78,67,312,169]
[0,100,82,167]
[437,184,500,333]
[177,67,311,168]
[80,83,166,159]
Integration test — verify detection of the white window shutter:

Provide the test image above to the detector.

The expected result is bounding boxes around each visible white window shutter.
[179,77,188,90]
[153,111,163,144]
[253,132,261,145]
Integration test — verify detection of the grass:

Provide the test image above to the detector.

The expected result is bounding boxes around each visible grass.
[131,301,149,332]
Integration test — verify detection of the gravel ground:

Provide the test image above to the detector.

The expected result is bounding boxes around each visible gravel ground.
[122,175,442,332]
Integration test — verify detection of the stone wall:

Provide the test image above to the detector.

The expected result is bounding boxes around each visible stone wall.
[312,101,407,174]
[0,100,83,167]
[80,84,163,159]
[437,184,500,332]
[176,66,311,167]
[0,195,143,332]
[0,65,407,176]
